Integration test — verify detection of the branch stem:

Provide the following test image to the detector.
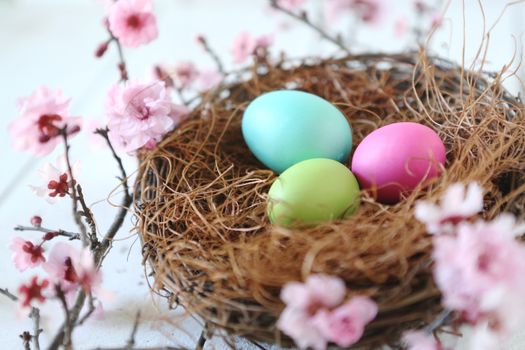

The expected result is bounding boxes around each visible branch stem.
[269,0,350,54]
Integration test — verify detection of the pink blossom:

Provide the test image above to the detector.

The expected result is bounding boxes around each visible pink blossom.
[281,274,346,310]
[415,182,484,234]
[9,237,45,272]
[85,119,107,150]
[255,34,274,50]
[394,17,409,38]
[431,12,444,29]
[433,216,525,319]
[469,322,502,350]
[107,0,158,48]
[18,276,49,307]
[43,242,101,294]
[277,0,306,10]
[197,70,223,91]
[31,215,43,227]
[231,32,257,64]
[173,61,199,89]
[312,296,377,347]
[8,86,81,157]
[105,80,188,153]
[278,274,348,349]
[277,307,327,350]
[478,286,525,341]
[325,0,387,24]
[30,156,81,203]
[231,32,273,64]
[402,330,441,350]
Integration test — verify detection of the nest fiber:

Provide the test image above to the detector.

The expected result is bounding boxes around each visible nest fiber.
[136,52,525,348]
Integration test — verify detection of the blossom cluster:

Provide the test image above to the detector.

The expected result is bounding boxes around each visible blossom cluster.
[277,274,377,350]
[10,226,101,308]
[405,182,525,349]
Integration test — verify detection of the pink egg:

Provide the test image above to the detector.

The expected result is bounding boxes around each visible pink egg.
[351,122,446,204]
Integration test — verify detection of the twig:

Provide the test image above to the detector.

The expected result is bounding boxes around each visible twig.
[20,331,32,350]
[46,291,87,350]
[47,129,130,350]
[126,311,141,349]
[93,128,132,265]
[174,86,190,106]
[197,36,225,74]
[425,309,453,333]
[106,27,129,82]
[248,340,268,350]
[77,184,99,248]
[0,287,18,302]
[14,225,80,241]
[77,293,96,326]
[195,329,206,350]
[29,307,43,350]
[2,288,42,350]
[269,0,350,54]
[61,129,89,247]
[55,286,73,350]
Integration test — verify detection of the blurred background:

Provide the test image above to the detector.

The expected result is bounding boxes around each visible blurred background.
[1,0,525,349]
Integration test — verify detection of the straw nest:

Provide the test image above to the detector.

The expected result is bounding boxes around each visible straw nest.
[135,51,525,349]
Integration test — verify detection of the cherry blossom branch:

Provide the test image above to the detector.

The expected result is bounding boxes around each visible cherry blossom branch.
[14,225,81,241]
[76,185,99,248]
[47,129,130,350]
[195,330,206,350]
[93,127,132,265]
[196,35,225,75]
[0,287,18,302]
[55,286,73,350]
[61,129,89,247]
[106,27,129,82]
[425,309,453,333]
[126,311,141,349]
[46,291,87,350]
[268,0,350,54]
[1,288,43,350]
[77,294,96,326]
[29,307,43,350]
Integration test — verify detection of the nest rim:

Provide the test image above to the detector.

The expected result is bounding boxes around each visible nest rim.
[136,51,525,349]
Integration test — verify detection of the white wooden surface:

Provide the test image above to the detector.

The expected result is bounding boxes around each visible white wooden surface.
[1,1,525,349]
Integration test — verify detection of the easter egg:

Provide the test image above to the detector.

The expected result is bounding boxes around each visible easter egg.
[268,158,360,227]
[242,90,352,173]
[351,122,446,204]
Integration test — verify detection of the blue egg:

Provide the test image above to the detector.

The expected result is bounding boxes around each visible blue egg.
[242,90,352,173]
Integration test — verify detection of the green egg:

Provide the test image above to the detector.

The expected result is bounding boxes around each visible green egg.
[267,158,360,228]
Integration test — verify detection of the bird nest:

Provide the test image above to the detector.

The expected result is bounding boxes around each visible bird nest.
[135,51,525,348]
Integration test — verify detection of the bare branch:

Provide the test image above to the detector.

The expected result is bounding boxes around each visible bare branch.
[93,128,132,265]
[2,288,42,350]
[269,0,350,54]
[77,293,96,326]
[55,286,73,350]
[29,307,43,350]
[76,184,100,248]
[61,128,89,247]
[197,36,225,74]
[0,288,18,302]
[195,329,206,350]
[126,311,141,349]
[14,225,80,241]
